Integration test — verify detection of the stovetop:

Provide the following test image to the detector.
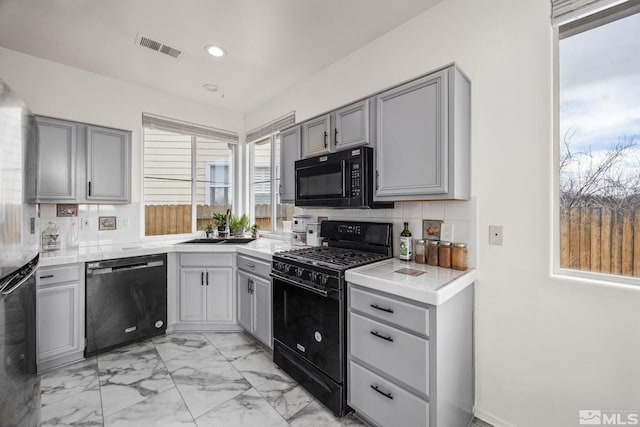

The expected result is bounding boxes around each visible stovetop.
[274,246,389,271]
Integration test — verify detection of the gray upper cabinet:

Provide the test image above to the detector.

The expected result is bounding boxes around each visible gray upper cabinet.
[279,125,300,203]
[301,114,331,158]
[34,116,131,203]
[334,99,371,150]
[375,65,470,201]
[86,125,131,202]
[35,116,76,201]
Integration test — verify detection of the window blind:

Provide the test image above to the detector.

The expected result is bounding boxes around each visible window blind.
[142,113,239,144]
[552,0,631,25]
[246,111,295,143]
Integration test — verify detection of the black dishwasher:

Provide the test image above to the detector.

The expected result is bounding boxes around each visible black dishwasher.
[85,253,167,356]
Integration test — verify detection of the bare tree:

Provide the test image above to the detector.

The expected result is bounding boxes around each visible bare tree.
[560,131,640,212]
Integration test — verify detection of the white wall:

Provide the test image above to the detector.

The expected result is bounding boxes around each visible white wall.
[246,0,640,425]
[0,46,244,206]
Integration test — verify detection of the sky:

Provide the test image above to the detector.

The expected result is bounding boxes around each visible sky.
[559,11,640,154]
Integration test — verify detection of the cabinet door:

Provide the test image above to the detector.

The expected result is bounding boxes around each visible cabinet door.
[335,100,370,150]
[375,70,448,198]
[35,116,76,200]
[179,268,207,322]
[301,114,331,158]
[205,268,233,322]
[237,270,253,331]
[86,125,131,202]
[252,275,272,349]
[279,125,300,203]
[37,282,81,360]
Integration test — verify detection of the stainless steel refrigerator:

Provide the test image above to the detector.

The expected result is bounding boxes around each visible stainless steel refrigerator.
[0,78,40,426]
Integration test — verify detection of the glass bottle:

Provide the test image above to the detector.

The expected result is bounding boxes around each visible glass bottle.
[451,243,468,270]
[399,222,413,261]
[42,221,61,252]
[438,241,452,268]
[68,217,79,248]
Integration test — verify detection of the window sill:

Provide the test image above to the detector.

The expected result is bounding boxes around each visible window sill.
[553,267,640,291]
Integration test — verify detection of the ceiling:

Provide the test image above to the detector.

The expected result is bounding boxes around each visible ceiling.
[0,0,441,114]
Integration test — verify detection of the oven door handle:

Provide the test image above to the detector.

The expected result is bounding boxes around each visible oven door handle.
[270,273,329,298]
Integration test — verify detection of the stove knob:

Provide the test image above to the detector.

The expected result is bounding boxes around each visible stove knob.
[296,267,304,277]
[321,274,329,285]
[311,272,317,281]
[283,264,291,273]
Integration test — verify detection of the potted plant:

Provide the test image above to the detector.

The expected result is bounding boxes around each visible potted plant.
[204,223,214,238]
[229,214,250,236]
[212,213,228,237]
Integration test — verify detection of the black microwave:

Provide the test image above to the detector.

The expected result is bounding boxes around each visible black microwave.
[294,146,393,209]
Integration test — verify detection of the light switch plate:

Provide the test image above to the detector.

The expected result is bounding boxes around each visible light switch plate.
[440,223,454,242]
[489,225,503,245]
[81,217,91,229]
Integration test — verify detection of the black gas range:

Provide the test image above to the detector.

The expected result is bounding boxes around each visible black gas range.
[271,220,393,417]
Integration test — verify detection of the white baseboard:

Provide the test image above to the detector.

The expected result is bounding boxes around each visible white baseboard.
[475,408,518,427]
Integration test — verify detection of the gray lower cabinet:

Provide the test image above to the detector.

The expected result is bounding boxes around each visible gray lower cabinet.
[375,65,470,201]
[301,114,331,158]
[33,116,131,203]
[279,125,301,203]
[347,283,474,427]
[237,255,272,348]
[176,253,235,331]
[36,264,84,372]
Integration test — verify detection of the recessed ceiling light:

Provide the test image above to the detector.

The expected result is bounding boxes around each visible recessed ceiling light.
[205,45,227,57]
[203,84,221,92]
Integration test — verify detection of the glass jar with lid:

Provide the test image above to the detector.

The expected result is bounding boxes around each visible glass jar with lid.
[427,240,439,266]
[438,241,452,268]
[414,239,427,264]
[451,242,468,270]
[42,221,61,252]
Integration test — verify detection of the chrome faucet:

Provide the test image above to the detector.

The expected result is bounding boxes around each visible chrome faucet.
[225,207,231,228]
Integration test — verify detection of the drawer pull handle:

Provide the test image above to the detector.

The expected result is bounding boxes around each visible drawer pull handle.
[370,384,393,400]
[246,263,255,267]
[39,274,54,279]
[370,330,393,342]
[370,303,394,314]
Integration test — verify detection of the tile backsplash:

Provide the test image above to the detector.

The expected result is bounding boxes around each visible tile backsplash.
[38,199,478,268]
[39,203,141,248]
[298,198,478,268]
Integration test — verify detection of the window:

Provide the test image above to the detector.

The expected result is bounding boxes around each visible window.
[143,114,237,236]
[556,1,640,279]
[246,112,296,233]
[249,135,294,232]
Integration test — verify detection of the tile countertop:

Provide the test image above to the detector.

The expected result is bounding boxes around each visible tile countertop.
[345,258,476,306]
[38,237,298,267]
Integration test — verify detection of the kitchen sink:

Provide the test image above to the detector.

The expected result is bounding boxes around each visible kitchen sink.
[179,238,256,244]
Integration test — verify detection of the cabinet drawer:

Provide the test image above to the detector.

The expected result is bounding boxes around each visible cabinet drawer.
[37,264,80,286]
[350,312,428,395]
[237,255,270,278]
[350,286,429,336]
[180,253,233,267]
[349,361,429,427]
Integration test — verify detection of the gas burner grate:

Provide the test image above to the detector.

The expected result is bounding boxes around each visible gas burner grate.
[277,247,387,270]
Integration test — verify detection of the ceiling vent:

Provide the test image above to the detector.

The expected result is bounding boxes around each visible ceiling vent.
[135,33,182,58]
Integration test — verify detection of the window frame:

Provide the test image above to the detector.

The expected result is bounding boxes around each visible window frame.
[552,2,640,287]
[142,124,237,239]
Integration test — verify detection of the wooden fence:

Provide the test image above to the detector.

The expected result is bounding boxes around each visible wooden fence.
[145,204,294,236]
[560,207,640,277]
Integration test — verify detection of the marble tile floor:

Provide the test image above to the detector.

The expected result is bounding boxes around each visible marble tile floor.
[39,331,489,427]
[39,332,363,427]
